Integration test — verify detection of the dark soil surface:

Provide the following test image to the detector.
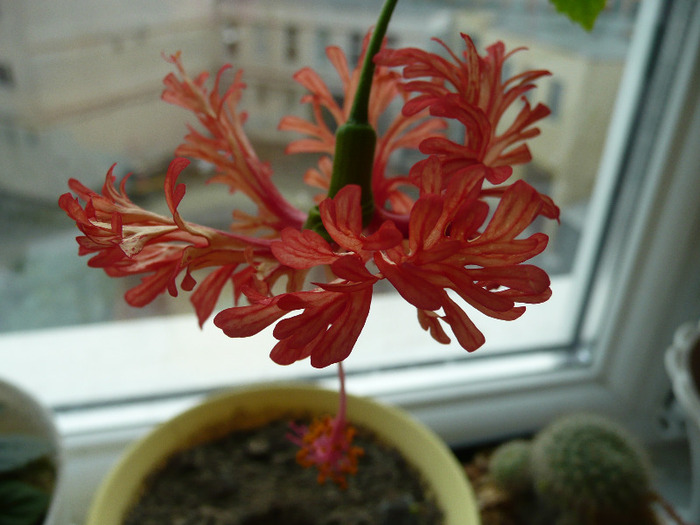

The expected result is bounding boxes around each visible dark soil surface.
[124,418,443,525]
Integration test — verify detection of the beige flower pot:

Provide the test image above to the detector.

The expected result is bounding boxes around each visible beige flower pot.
[86,384,480,525]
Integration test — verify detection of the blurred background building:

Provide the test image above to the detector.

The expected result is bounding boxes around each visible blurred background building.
[0,0,221,200]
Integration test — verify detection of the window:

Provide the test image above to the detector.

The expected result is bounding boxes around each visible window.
[1,0,698,495]
[0,62,14,88]
[316,27,331,65]
[222,23,240,57]
[285,25,299,62]
[349,31,363,66]
[546,79,563,118]
[253,23,269,61]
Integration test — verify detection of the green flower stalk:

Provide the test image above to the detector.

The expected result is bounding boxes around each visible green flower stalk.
[304,0,399,236]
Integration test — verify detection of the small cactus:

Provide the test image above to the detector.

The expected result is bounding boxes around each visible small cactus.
[489,439,533,495]
[530,413,653,524]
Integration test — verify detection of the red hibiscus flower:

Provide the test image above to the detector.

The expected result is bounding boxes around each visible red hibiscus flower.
[61,31,558,367]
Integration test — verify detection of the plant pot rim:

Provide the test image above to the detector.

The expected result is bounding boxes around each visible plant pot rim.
[86,382,480,525]
[0,376,64,525]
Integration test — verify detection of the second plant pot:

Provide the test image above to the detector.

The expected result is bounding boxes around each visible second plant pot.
[0,377,63,525]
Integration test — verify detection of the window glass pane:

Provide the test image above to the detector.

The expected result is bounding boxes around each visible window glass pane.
[0,0,640,360]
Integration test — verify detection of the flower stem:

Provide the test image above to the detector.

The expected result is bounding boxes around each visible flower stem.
[348,0,399,124]
[334,361,348,435]
[304,0,399,236]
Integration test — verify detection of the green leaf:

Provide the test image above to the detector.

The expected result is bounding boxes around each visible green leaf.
[0,480,49,525]
[549,0,606,31]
